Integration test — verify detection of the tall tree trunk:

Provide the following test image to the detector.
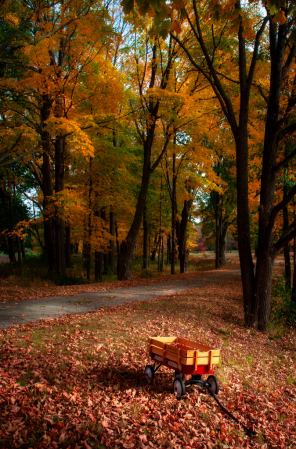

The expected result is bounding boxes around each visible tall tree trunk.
[161,235,164,270]
[65,154,71,269]
[117,170,151,280]
[43,150,56,274]
[109,212,116,273]
[236,14,255,326]
[101,208,109,274]
[167,236,171,265]
[142,204,149,269]
[7,235,16,263]
[283,147,291,287]
[151,234,157,261]
[4,235,9,256]
[95,250,103,282]
[16,236,22,267]
[54,135,66,276]
[252,19,288,331]
[21,239,26,260]
[158,181,163,272]
[115,218,120,259]
[65,225,71,268]
[157,235,161,272]
[218,220,229,267]
[86,160,93,281]
[292,236,296,304]
[41,96,56,274]
[177,199,192,274]
[283,208,291,288]
[171,152,176,275]
[215,191,221,269]
[94,209,103,282]
[86,241,91,281]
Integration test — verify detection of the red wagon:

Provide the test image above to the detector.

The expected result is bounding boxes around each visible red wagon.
[144,336,220,398]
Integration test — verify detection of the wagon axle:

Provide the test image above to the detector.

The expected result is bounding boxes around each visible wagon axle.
[145,362,219,399]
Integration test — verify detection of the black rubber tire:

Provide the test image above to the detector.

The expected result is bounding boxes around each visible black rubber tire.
[173,378,185,399]
[174,371,185,381]
[144,365,154,379]
[206,375,219,394]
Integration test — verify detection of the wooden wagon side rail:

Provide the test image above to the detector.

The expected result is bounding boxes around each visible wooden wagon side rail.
[148,336,220,375]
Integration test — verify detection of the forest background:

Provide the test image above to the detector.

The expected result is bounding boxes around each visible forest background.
[1,0,296,331]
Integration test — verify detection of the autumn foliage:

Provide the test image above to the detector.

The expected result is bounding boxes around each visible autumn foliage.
[1,0,296,332]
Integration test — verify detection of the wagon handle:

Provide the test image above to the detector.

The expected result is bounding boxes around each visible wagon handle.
[206,386,256,437]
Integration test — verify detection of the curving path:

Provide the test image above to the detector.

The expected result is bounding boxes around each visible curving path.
[0,268,241,329]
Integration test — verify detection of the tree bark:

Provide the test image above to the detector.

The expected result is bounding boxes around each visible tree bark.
[16,236,22,267]
[109,211,116,273]
[292,236,296,304]
[167,236,171,265]
[20,239,26,260]
[94,208,103,282]
[65,225,71,268]
[117,170,151,279]
[7,235,16,263]
[101,208,109,274]
[115,218,120,259]
[41,96,56,274]
[213,191,229,269]
[95,250,103,282]
[218,220,229,267]
[177,198,192,274]
[252,19,288,331]
[142,204,149,269]
[283,147,291,287]
[283,210,291,289]
[54,135,66,276]
[171,152,176,275]
[215,197,221,269]
[236,13,255,326]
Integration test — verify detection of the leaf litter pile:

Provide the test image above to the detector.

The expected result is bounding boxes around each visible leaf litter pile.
[0,278,295,448]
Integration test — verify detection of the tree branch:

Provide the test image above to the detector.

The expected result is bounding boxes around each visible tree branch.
[246,16,269,94]
[274,223,296,253]
[265,183,296,241]
[274,147,296,172]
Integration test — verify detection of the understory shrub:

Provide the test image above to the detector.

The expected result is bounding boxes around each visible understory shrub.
[270,275,296,326]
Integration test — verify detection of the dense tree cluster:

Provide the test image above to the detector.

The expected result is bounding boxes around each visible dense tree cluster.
[1,0,296,330]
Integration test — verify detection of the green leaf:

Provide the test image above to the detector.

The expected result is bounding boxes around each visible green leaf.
[269,5,278,15]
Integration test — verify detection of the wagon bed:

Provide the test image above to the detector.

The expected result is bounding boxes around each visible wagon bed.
[148,336,220,375]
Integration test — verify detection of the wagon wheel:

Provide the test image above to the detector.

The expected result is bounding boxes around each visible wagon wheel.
[174,371,185,381]
[206,375,219,395]
[173,378,185,399]
[144,365,155,380]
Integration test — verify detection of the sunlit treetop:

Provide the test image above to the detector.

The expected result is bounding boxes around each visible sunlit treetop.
[121,0,295,38]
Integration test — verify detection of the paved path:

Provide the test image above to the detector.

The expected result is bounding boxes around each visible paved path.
[0,269,240,329]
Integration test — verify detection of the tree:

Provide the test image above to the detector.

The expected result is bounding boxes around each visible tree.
[116,33,180,279]
[1,0,123,276]
[122,0,296,330]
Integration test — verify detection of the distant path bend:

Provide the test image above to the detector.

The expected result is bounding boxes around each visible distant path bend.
[0,268,241,329]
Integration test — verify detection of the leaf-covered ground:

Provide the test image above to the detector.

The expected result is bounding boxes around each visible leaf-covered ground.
[0,277,295,448]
